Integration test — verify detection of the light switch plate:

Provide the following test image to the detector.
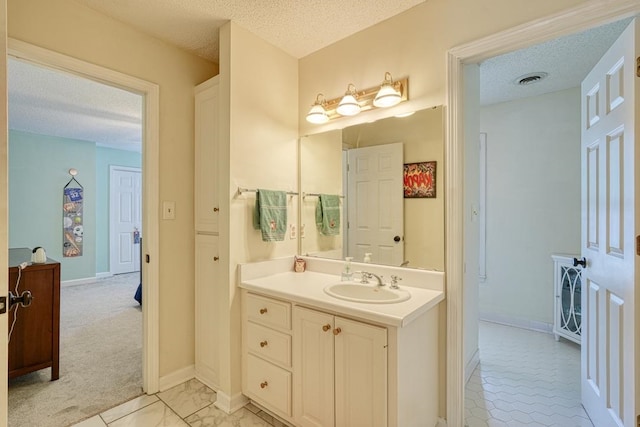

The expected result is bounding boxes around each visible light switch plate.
[163,201,176,220]
[290,224,297,239]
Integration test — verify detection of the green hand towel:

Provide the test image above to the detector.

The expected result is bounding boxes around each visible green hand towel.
[253,189,287,242]
[316,194,341,236]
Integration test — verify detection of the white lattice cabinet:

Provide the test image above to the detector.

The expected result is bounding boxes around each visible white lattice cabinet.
[552,254,582,344]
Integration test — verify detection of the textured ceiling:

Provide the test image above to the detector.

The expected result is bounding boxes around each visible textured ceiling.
[8,59,143,151]
[75,0,427,62]
[480,18,631,106]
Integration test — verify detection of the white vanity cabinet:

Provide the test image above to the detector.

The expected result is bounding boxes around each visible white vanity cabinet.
[241,286,441,427]
[293,306,387,427]
[242,292,294,420]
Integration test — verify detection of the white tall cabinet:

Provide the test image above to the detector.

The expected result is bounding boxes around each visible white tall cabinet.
[194,76,221,390]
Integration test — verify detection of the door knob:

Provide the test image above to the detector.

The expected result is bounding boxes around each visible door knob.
[394,236,401,243]
[322,324,331,332]
[333,327,342,335]
[573,257,586,268]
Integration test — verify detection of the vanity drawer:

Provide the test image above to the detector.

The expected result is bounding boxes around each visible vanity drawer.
[246,293,291,331]
[247,321,291,367]
[246,354,292,416]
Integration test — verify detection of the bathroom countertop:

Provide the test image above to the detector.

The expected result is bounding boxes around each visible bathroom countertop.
[240,270,444,328]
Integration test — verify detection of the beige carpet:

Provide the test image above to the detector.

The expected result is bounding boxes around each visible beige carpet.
[8,273,143,427]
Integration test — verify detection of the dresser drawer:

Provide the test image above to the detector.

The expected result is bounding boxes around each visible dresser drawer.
[246,354,292,416]
[245,293,291,331]
[247,321,291,367]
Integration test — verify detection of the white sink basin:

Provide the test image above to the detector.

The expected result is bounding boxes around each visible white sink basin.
[324,282,411,304]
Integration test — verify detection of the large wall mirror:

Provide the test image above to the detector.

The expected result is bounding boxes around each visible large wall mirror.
[299,106,444,271]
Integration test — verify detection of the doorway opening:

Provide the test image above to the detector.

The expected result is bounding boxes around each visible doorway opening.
[446,3,640,426]
[5,39,160,426]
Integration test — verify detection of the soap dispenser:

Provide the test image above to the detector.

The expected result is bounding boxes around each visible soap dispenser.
[341,257,353,281]
[364,253,372,263]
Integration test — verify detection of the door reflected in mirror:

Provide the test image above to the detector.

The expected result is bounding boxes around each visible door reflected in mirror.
[300,106,444,271]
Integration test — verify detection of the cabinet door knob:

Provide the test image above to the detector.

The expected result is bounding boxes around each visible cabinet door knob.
[213,207,220,212]
[322,324,331,332]
[260,340,268,347]
[259,308,268,315]
[260,381,268,389]
[333,327,342,336]
[213,256,219,261]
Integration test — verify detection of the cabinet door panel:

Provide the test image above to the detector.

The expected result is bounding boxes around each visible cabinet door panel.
[194,79,219,233]
[334,316,387,427]
[195,234,220,388]
[293,306,335,427]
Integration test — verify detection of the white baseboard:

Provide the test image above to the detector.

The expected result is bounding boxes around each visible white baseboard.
[158,365,195,392]
[96,272,113,279]
[214,391,249,414]
[465,347,480,384]
[479,312,553,334]
[61,276,102,287]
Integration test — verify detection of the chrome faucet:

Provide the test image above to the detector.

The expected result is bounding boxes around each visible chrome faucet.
[359,271,385,287]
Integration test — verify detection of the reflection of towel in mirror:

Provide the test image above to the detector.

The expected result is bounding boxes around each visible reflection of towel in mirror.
[253,189,287,241]
[316,194,341,236]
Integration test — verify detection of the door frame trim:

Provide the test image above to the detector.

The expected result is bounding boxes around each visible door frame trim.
[8,38,161,394]
[445,1,640,425]
[109,165,142,275]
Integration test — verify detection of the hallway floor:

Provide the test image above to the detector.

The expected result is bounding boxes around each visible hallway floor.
[465,321,593,427]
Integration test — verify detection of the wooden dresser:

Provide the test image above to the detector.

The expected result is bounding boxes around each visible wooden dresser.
[8,248,60,381]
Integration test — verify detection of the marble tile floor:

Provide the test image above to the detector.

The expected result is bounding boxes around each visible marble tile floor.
[465,321,594,427]
[72,378,287,427]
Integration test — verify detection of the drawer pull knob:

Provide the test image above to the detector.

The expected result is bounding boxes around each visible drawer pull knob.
[260,340,268,347]
[213,256,219,261]
[333,327,342,336]
[259,308,268,315]
[260,381,268,389]
[214,207,220,212]
[322,324,331,332]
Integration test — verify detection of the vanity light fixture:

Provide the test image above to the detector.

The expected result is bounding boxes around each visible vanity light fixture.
[305,72,409,124]
[306,93,329,124]
[373,72,402,108]
[336,84,361,116]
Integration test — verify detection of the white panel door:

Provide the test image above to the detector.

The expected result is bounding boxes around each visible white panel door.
[347,143,403,266]
[580,19,638,427]
[110,166,142,275]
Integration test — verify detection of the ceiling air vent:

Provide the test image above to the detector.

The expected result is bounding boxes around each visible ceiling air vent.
[515,72,548,86]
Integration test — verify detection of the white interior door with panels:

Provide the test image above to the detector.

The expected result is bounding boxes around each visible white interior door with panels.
[580,18,638,427]
[110,166,142,275]
[347,143,403,266]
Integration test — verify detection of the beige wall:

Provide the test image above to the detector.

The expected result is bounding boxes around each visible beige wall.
[298,0,583,135]
[8,0,217,377]
[219,21,299,397]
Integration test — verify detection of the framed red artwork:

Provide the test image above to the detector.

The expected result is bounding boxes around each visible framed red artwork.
[403,161,436,198]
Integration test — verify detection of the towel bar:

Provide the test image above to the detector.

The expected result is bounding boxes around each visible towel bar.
[237,187,298,196]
